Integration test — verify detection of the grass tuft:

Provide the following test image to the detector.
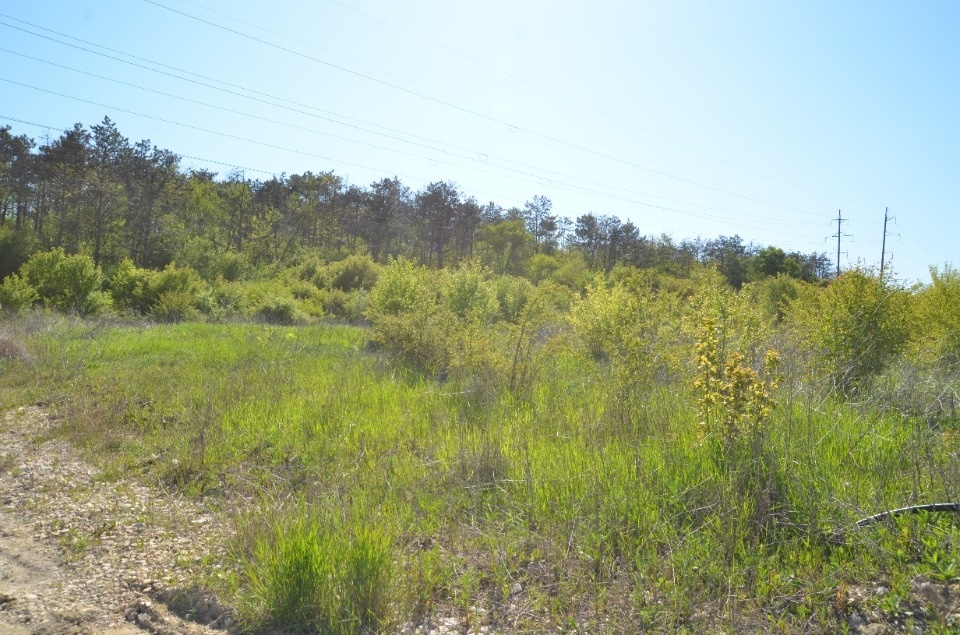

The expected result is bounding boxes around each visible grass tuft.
[237,510,392,634]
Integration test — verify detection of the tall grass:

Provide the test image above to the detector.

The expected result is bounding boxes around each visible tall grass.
[1,313,959,631]
[238,510,391,634]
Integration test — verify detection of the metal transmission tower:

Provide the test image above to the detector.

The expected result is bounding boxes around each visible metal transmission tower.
[879,207,894,282]
[831,210,851,278]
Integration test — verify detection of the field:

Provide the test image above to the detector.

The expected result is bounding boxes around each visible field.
[2,291,960,633]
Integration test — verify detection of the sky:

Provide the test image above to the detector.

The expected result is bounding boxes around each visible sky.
[1,0,958,283]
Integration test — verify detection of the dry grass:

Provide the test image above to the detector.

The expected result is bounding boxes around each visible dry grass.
[0,334,29,361]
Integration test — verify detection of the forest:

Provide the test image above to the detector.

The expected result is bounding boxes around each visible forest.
[2,117,960,633]
[0,118,832,292]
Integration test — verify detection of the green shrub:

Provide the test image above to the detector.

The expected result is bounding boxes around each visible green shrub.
[743,273,804,324]
[685,268,769,363]
[441,263,498,323]
[370,307,452,376]
[366,259,434,320]
[0,274,38,314]
[290,280,320,302]
[176,237,249,282]
[367,260,464,375]
[297,255,324,282]
[107,258,152,313]
[107,263,207,320]
[912,265,960,368]
[570,276,647,362]
[571,273,686,380]
[153,290,202,323]
[493,275,533,323]
[548,252,590,290]
[144,264,203,308]
[185,277,247,321]
[20,248,110,315]
[787,268,910,393]
[526,252,560,284]
[315,254,380,292]
[254,295,303,325]
[322,288,368,323]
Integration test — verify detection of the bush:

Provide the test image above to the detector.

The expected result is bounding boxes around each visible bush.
[322,288,368,323]
[494,275,533,323]
[743,273,803,324]
[107,261,207,320]
[441,263,498,323]
[203,278,248,320]
[315,254,380,292]
[107,258,152,313]
[686,268,770,365]
[153,290,203,323]
[0,334,30,361]
[144,264,203,308]
[787,268,910,394]
[0,274,38,314]
[570,277,645,361]
[176,237,249,282]
[19,248,111,315]
[912,265,960,368]
[254,295,303,325]
[526,252,560,284]
[568,275,675,405]
[367,260,479,377]
[366,259,435,320]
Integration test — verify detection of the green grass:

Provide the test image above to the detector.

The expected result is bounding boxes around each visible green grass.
[1,314,959,632]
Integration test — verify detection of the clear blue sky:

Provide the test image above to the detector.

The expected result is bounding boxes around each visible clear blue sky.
[2,0,958,282]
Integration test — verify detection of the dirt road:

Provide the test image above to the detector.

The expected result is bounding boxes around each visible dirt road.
[0,407,230,635]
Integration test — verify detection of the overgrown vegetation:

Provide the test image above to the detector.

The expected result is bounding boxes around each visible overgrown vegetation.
[1,256,959,633]
[2,117,959,632]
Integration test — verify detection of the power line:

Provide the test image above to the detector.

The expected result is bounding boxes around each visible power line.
[323,0,882,210]
[140,0,835,218]
[880,207,892,281]
[0,100,824,247]
[1,112,837,252]
[831,209,851,277]
[176,0,879,211]
[0,46,832,232]
[0,17,838,226]
[0,9,889,238]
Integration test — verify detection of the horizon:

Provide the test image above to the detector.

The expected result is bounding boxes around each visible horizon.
[3,0,958,282]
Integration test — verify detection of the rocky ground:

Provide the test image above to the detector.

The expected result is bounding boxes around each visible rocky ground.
[0,406,231,635]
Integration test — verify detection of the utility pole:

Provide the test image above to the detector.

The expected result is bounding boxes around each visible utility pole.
[880,207,891,282]
[831,209,849,278]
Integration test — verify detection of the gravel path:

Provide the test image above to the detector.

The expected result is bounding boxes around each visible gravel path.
[0,406,233,635]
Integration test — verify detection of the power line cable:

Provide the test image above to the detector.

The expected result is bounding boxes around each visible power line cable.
[323,0,882,210]
[0,83,821,244]
[175,0,879,210]
[141,0,837,218]
[1,9,883,228]
[1,113,836,252]
[0,114,282,176]
[0,46,831,230]
[0,17,830,224]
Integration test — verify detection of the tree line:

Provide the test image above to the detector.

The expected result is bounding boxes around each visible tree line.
[0,117,831,285]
